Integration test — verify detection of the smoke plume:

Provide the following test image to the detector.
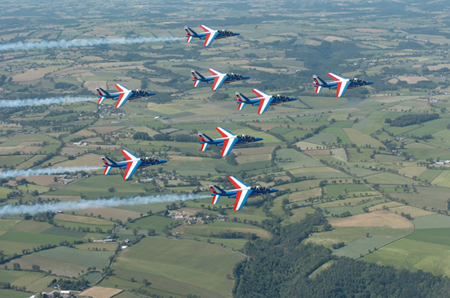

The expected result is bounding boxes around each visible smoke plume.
[0,166,101,179]
[0,37,182,52]
[0,194,209,216]
[0,97,94,108]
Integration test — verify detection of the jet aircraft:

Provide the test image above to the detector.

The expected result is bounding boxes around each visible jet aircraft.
[191,69,250,91]
[96,84,155,108]
[235,89,297,114]
[101,150,167,180]
[198,127,263,157]
[312,73,374,98]
[184,25,240,47]
[209,176,278,211]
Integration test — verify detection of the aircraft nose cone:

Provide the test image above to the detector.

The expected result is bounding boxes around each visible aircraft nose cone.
[243,76,250,80]
[366,81,374,85]
[271,188,279,193]
[290,97,297,101]
[235,33,240,36]
[255,137,264,141]
[160,160,167,164]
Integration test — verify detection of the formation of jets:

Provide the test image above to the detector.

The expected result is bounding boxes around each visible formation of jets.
[97,25,374,211]
[312,73,374,98]
[96,84,155,108]
[210,176,278,211]
[102,150,167,180]
[191,69,250,91]
[198,127,263,157]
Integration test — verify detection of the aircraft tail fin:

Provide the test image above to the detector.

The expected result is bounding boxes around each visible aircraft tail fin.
[101,156,117,166]
[191,70,205,80]
[313,75,327,85]
[210,184,226,194]
[198,132,214,143]
[185,26,198,36]
[96,87,110,97]
[236,92,251,102]
[236,92,250,111]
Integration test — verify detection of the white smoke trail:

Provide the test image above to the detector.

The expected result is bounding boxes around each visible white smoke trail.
[0,97,94,108]
[0,194,209,216]
[0,37,183,52]
[0,166,101,179]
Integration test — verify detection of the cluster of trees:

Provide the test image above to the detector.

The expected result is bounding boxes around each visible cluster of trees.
[48,278,89,291]
[209,231,258,240]
[387,113,439,127]
[233,213,450,297]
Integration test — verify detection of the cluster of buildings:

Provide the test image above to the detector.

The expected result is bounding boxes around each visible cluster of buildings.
[434,160,450,165]
[56,173,88,184]
[168,210,228,225]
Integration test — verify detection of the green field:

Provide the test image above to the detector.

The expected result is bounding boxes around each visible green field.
[390,187,450,210]
[181,221,271,239]
[3,246,113,277]
[101,237,245,298]
[333,236,399,259]
[363,238,450,277]
[324,184,372,198]
[126,215,175,235]
[407,228,450,246]
[276,149,324,169]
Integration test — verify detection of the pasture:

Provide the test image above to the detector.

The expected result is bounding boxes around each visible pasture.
[3,246,113,277]
[363,238,450,277]
[102,237,245,298]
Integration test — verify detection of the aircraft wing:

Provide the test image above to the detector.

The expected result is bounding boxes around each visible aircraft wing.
[114,84,132,108]
[327,73,347,82]
[228,176,249,189]
[204,31,219,47]
[233,189,251,211]
[121,150,140,161]
[257,96,274,114]
[122,159,141,180]
[216,127,235,138]
[211,74,226,91]
[220,137,238,157]
[335,80,351,98]
[199,25,218,47]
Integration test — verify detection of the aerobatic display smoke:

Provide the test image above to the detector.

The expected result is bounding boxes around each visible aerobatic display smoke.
[0,97,93,108]
[0,37,183,52]
[0,194,209,216]
[0,166,101,179]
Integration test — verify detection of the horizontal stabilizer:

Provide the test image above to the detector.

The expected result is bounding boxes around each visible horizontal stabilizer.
[103,166,112,175]
[212,194,221,205]
[98,97,106,104]
[200,143,209,152]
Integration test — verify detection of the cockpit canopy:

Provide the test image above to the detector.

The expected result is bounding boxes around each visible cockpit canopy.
[273,94,289,99]
[237,134,255,140]
[350,78,366,83]
[251,186,269,191]
[218,30,233,35]
[141,156,160,162]
[132,89,147,94]
[226,73,243,78]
